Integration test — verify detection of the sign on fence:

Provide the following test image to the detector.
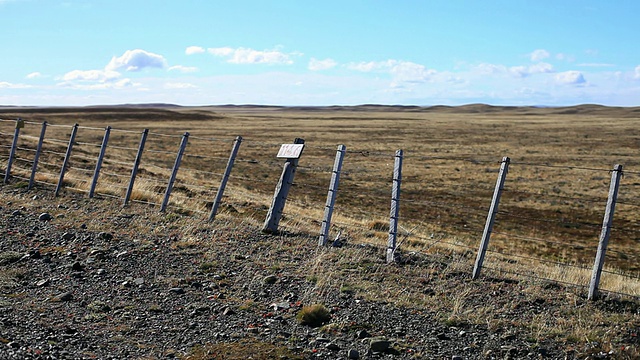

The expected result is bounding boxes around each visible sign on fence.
[277,143,305,159]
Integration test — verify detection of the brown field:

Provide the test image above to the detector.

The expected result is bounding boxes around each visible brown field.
[2,104,640,358]
[1,104,640,295]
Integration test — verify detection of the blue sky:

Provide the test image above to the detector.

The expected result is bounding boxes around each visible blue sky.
[1,0,639,106]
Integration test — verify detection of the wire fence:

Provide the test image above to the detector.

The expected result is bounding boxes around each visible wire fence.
[1,117,639,300]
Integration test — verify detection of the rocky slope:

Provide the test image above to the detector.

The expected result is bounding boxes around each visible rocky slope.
[0,187,638,359]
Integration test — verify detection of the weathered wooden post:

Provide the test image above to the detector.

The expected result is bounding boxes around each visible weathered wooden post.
[387,149,404,263]
[88,126,111,198]
[319,144,346,246]
[55,123,79,197]
[262,138,305,234]
[588,164,623,300]
[3,118,24,184]
[160,132,189,212]
[472,156,510,279]
[209,136,243,221]
[123,129,149,206]
[28,121,47,190]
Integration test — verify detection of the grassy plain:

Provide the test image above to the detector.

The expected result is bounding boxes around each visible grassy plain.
[1,104,640,293]
[2,104,640,357]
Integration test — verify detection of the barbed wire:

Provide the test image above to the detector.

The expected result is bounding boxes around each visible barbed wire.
[497,210,602,229]
[502,187,606,205]
[491,231,593,251]
[509,161,613,173]
[483,265,589,290]
[485,248,593,272]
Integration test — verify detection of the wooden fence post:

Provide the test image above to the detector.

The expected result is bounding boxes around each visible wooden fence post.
[319,144,346,246]
[209,136,243,221]
[386,150,404,263]
[123,129,149,207]
[3,118,23,184]
[88,126,111,198]
[588,164,623,300]
[28,121,47,190]
[54,123,79,197]
[262,138,305,234]
[160,132,189,212]
[472,156,510,279]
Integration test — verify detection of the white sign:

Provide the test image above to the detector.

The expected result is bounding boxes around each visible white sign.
[277,143,305,159]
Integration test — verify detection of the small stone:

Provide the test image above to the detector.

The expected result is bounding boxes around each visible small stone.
[271,302,290,311]
[98,232,113,241]
[70,261,83,271]
[263,275,277,284]
[96,268,106,275]
[7,341,20,349]
[369,338,390,353]
[39,213,53,221]
[11,210,22,217]
[452,356,463,360]
[223,307,235,316]
[53,292,73,302]
[133,278,145,286]
[36,279,50,287]
[325,342,340,351]
[356,329,371,339]
[62,232,75,241]
[348,349,360,359]
[437,332,450,340]
[246,327,259,334]
[169,287,185,295]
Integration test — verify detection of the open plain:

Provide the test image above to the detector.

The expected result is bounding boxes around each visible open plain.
[1,104,640,359]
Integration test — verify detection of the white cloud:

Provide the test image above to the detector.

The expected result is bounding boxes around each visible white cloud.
[308,58,337,71]
[556,71,586,85]
[475,63,507,75]
[185,46,205,55]
[634,65,640,79]
[26,72,42,79]
[530,49,550,62]
[578,63,615,67]
[62,69,121,82]
[390,61,436,84]
[164,82,197,89]
[477,62,554,78]
[347,59,436,87]
[105,49,167,72]
[168,65,198,73]
[0,81,31,89]
[207,47,295,65]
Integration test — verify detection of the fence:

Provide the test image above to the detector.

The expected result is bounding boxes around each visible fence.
[1,117,639,301]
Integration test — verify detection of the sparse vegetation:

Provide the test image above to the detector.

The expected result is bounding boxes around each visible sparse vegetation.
[1,105,640,358]
[296,304,331,327]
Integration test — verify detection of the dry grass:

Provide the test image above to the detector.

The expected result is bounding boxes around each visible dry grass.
[1,105,640,295]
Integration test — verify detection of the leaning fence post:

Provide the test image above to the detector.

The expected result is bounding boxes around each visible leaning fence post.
[472,156,510,279]
[160,132,189,212]
[588,164,623,300]
[262,138,305,234]
[54,123,79,197]
[123,129,149,206]
[3,118,23,184]
[88,126,111,198]
[319,145,346,246]
[209,136,243,221]
[386,149,404,263]
[28,121,47,190]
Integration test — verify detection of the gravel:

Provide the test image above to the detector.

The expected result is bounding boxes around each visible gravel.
[0,189,635,359]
